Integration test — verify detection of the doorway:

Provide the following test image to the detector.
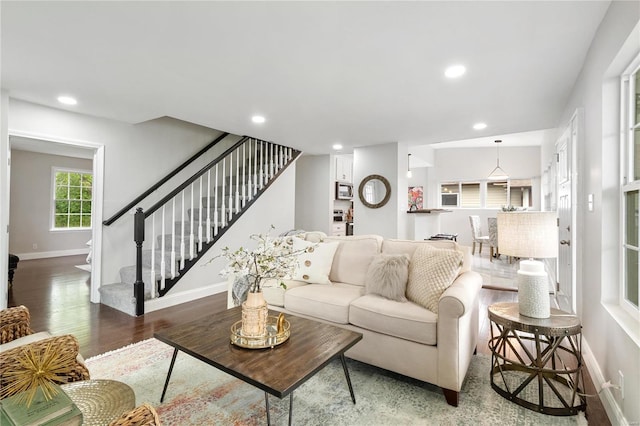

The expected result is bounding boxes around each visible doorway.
[556,111,579,314]
[6,132,104,304]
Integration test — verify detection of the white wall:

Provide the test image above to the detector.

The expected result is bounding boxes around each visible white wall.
[294,154,332,234]
[544,2,639,424]
[434,145,541,185]
[9,150,92,257]
[353,142,408,239]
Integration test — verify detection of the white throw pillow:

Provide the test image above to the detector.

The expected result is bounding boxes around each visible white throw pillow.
[291,239,339,284]
[406,244,463,313]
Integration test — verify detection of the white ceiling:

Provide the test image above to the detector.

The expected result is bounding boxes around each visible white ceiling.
[1,1,610,155]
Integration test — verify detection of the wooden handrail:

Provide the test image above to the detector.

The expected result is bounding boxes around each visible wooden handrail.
[103,132,230,226]
[144,136,251,218]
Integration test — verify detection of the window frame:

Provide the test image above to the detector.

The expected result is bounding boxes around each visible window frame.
[50,167,93,231]
[620,54,640,319]
[439,179,532,209]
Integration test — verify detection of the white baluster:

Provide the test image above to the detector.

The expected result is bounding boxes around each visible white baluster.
[254,139,259,195]
[214,163,219,235]
[280,146,284,169]
[247,139,253,200]
[242,142,246,208]
[270,143,274,178]
[206,170,211,243]
[260,141,265,189]
[235,147,240,213]
[190,183,195,260]
[221,158,226,228]
[171,197,176,279]
[160,205,166,291]
[180,191,185,269]
[228,153,233,222]
[150,212,156,299]
[198,176,203,252]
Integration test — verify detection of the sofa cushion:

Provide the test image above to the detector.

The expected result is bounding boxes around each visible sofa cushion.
[364,254,409,302]
[382,239,471,274]
[324,235,383,286]
[349,295,438,345]
[406,245,464,314]
[284,283,364,324]
[262,279,308,307]
[291,239,339,284]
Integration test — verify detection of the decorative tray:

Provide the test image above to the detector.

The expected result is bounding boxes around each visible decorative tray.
[230,315,291,349]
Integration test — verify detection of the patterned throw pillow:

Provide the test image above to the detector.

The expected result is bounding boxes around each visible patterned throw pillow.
[291,239,340,284]
[365,254,410,302]
[406,245,464,313]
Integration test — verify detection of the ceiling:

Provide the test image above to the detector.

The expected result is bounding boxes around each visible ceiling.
[1,1,610,155]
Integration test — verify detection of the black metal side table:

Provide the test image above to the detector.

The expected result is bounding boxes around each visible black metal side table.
[488,302,586,416]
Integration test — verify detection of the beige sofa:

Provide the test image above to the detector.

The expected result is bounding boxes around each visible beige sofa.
[260,233,483,407]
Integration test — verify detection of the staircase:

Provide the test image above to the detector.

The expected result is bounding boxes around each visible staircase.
[100,135,300,316]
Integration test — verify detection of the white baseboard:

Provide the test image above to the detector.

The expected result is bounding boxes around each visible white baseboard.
[582,338,628,425]
[15,248,90,260]
[144,281,227,314]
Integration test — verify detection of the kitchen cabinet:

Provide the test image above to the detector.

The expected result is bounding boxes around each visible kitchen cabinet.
[331,222,347,236]
[335,155,353,183]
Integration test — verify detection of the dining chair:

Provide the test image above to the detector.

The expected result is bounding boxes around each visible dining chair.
[469,215,489,256]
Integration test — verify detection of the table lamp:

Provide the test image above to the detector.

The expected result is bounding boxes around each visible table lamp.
[497,211,558,318]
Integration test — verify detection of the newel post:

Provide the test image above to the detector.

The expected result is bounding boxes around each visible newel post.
[134,207,145,316]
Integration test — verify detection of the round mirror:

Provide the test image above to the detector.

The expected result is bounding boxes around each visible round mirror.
[358,174,391,209]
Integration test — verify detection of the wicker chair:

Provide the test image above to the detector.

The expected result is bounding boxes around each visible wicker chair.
[109,403,161,426]
[0,306,90,398]
[0,304,33,344]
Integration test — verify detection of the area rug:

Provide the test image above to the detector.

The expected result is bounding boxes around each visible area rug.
[86,338,586,425]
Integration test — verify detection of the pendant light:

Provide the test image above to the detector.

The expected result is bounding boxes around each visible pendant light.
[487,140,508,180]
[407,153,413,178]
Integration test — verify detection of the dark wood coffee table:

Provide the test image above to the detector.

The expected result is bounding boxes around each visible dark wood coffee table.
[154,307,363,425]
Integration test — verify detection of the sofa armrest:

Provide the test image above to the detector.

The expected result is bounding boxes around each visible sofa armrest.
[438,271,483,318]
[436,270,482,392]
[0,305,34,344]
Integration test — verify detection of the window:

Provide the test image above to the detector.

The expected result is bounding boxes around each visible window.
[460,183,480,207]
[440,182,480,208]
[441,184,459,207]
[508,179,533,208]
[52,168,93,229]
[486,181,508,208]
[622,55,640,315]
[440,179,532,209]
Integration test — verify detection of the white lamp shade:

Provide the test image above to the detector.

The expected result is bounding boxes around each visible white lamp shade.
[497,211,558,259]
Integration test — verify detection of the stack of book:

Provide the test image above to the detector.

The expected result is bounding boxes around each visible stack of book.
[0,384,82,426]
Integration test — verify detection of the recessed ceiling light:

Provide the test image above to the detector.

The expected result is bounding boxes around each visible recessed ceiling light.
[473,123,487,130]
[57,95,77,105]
[444,65,466,79]
[332,143,343,150]
[251,115,266,124]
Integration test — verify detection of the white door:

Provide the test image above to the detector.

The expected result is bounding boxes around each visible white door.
[556,113,578,313]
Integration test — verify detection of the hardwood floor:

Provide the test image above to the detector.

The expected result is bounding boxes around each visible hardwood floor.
[7,254,609,425]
